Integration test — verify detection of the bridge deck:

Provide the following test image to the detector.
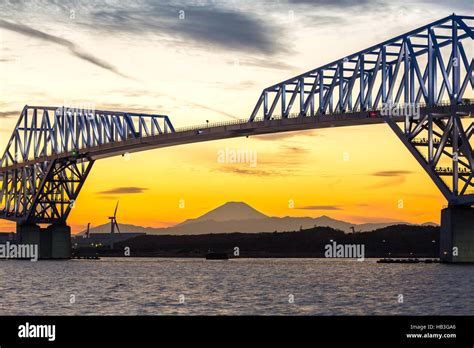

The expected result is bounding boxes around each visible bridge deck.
[1,103,472,172]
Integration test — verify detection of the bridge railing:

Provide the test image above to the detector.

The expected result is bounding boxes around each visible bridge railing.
[1,98,472,170]
[249,14,474,122]
[172,99,473,134]
[173,118,253,133]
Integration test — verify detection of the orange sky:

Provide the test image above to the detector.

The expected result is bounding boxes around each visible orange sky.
[1,122,448,233]
[0,1,472,233]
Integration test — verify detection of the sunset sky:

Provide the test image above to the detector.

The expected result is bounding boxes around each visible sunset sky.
[0,0,473,233]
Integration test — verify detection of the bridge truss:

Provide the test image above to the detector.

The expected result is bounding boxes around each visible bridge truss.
[249,14,474,205]
[0,106,174,224]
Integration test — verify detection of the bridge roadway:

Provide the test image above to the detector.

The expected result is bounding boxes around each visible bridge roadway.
[1,103,472,172]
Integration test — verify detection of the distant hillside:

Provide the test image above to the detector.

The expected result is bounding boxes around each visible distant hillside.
[79,201,437,236]
[178,201,267,224]
[111,224,440,258]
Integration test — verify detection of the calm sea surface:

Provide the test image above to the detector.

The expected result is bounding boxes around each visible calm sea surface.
[1,258,473,315]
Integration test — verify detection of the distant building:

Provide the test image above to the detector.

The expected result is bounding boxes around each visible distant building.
[72,233,146,248]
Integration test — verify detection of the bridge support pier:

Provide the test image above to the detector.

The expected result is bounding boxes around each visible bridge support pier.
[17,223,71,259]
[440,206,474,263]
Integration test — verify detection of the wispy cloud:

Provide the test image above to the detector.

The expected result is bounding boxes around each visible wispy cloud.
[367,172,411,189]
[297,205,342,210]
[213,166,303,177]
[254,130,321,141]
[87,3,285,55]
[0,19,129,78]
[286,0,374,6]
[363,170,414,189]
[0,110,19,118]
[0,1,291,55]
[215,167,280,176]
[372,170,413,177]
[279,144,310,155]
[204,80,258,91]
[236,56,295,71]
[98,187,148,194]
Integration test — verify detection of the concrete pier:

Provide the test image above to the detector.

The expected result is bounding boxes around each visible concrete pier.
[48,224,71,259]
[17,223,71,259]
[440,206,474,263]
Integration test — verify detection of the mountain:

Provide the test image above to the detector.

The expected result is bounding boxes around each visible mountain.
[78,201,432,236]
[177,201,268,225]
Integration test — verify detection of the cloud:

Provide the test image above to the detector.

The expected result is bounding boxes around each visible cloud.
[254,130,320,141]
[205,80,258,91]
[0,110,19,118]
[297,202,373,211]
[364,170,414,189]
[215,167,279,176]
[213,166,302,177]
[0,19,129,78]
[372,170,413,177]
[87,4,285,55]
[416,0,473,10]
[236,56,295,71]
[256,156,307,167]
[367,175,407,189]
[97,187,148,194]
[297,205,342,210]
[1,1,288,55]
[285,0,391,13]
[280,144,310,155]
[286,0,373,6]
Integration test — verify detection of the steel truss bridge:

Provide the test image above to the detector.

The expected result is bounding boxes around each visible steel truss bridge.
[1,14,473,227]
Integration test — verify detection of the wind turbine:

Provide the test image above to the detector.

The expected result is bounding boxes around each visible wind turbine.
[109,201,121,235]
[84,222,91,239]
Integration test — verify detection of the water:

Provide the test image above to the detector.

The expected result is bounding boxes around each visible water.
[0,258,473,315]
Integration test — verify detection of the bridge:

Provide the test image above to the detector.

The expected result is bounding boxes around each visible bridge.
[1,14,473,261]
